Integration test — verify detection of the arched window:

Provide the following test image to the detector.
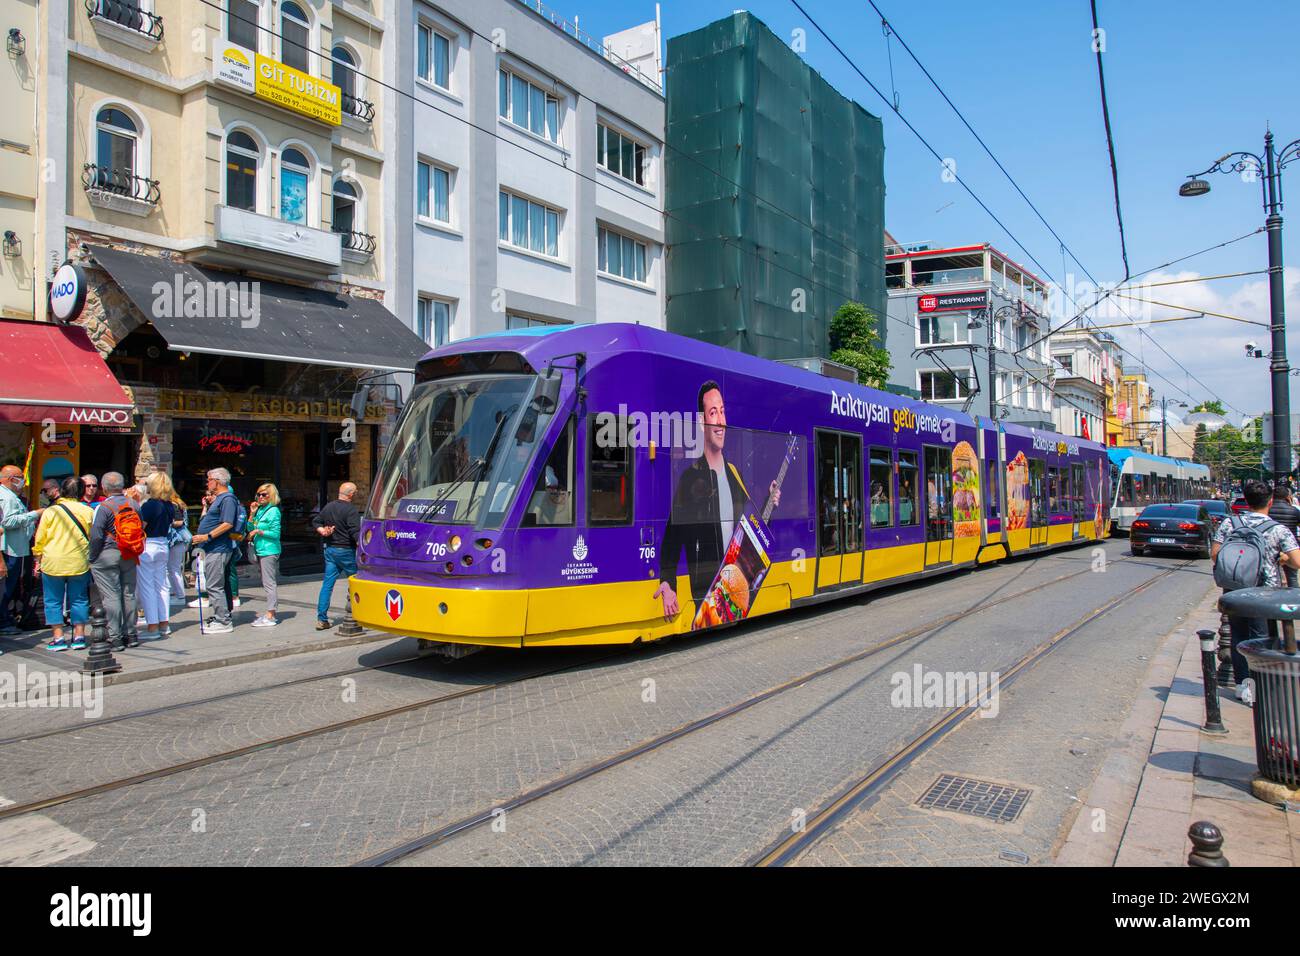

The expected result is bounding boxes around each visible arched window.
[96,107,138,177]
[225,130,259,212]
[332,179,358,234]
[278,146,311,224]
[280,1,309,72]
[331,46,357,100]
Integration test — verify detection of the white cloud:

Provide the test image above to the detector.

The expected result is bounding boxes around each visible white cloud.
[1057,266,1300,417]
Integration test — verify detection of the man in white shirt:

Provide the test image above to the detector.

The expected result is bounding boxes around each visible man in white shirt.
[0,465,43,635]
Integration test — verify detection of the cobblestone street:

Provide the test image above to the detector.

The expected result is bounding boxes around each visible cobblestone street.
[0,539,1235,867]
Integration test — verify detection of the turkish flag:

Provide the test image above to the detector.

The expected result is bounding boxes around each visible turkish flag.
[1081,417,1091,440]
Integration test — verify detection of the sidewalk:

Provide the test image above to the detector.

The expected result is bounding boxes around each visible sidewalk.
[0,568,399,686]
[1058,586,1299,866]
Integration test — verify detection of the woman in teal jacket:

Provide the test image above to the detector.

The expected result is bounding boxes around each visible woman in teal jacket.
[248,483,283,627]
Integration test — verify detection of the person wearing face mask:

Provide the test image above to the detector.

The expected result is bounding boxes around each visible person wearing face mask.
[0,464,44,636]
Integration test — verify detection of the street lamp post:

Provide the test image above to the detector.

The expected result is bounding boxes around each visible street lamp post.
[1181,130,1300,480]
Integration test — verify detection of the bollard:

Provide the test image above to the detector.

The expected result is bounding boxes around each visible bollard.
[1187,821,1229,867]
[1199,629,1228,735]
[1217,612,1234,686]
[335,590,363,637]
[81,605,121,676]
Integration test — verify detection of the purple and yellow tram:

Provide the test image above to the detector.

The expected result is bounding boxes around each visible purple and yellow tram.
[350,323,1110,647]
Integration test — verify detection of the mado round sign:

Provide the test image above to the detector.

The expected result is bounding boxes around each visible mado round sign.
[49,263,87,321]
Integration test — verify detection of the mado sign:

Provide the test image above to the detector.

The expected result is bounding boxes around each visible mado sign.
[49,263,87,321]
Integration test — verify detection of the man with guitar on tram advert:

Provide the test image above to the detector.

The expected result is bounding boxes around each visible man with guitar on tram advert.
[654,380,788,629]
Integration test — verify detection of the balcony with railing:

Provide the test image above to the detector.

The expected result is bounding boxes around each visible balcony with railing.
[85,0,163,50]
[336,229,376,262]
[82,163,160,216]
[341,92,375,125]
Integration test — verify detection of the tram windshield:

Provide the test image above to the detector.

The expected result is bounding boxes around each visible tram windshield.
[367,374,550,527]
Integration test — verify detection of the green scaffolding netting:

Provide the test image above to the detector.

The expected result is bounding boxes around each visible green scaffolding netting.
[666,12,886,361]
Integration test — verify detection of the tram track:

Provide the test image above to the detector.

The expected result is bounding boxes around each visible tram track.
[0,654,431,747]
[749,561,1192,866]
[0,546,1137,750]
[0,545,1151,831]
[354,552,1184,866]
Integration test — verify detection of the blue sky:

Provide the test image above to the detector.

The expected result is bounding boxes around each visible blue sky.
[568,0,1300,418]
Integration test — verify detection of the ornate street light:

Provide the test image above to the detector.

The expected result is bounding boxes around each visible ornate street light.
[1180,131,1300,478]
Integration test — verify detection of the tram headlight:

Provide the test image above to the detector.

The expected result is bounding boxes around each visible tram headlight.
[475,537,493,550]
[449,534,462,551]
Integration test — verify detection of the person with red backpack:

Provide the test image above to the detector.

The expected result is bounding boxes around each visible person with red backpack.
[88,471,144,650]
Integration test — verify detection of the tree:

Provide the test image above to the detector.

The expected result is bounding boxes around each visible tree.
[829,301,892,389]
[1193,422,1266,484]
[1191,400,1226,416]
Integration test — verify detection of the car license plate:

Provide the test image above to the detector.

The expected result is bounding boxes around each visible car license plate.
[1150,537,1176,545]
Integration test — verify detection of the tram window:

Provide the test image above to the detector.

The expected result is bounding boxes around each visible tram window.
[522,418,574,527]
[986,460,999,520]
[588,417,633,526]
[897,451,919,526]
[869,447,892,528]
[1047,466,1061,513]
[1072,464,1086,518]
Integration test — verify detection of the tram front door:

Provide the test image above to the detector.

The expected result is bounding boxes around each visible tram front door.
[924,445,954,567]
[815,430,864,591]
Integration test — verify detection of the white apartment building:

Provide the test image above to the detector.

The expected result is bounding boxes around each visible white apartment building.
[396,0,666,345]
[1051,328,1107,442]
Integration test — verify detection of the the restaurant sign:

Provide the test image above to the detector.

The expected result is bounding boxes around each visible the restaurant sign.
[211,39,341,126]
[917,289,989,314]
[157,388,384,422]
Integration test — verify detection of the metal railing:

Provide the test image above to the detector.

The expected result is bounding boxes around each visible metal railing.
[85,0,164,41]
[342,93,375,124]
[82,164,161,204]
[336,230,376,256]
[511,0,660,93]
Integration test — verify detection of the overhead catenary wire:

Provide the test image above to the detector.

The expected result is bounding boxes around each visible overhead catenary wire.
[1089,0,1130,281]
[857,0,1251,419]
[793,0,1250,421]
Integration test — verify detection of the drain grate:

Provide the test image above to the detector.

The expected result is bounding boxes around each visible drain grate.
[917,774,1031,824]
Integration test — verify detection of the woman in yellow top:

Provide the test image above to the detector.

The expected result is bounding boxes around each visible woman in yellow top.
[32,476,95,651]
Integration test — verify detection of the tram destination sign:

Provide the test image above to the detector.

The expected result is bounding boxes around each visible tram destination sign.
[917,289,988,314]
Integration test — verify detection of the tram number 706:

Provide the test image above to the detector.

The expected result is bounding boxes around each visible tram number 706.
[425,542,450,558]
[639,546,656,561]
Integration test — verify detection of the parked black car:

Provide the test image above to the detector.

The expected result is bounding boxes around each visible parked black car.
[1131,503,1213,558]
[1183,498,1229,532]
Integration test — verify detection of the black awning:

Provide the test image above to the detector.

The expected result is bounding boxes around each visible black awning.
[88,245,430,372]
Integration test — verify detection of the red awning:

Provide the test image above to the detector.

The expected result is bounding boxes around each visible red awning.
[0,319,133,426]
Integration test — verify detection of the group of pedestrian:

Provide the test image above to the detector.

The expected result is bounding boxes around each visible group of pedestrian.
[0,461,362,650]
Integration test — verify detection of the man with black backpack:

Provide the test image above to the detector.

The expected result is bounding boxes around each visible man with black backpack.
[1212,478,1300,704]
[88,471,144,650]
